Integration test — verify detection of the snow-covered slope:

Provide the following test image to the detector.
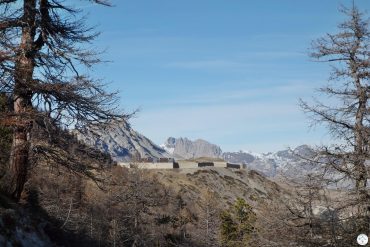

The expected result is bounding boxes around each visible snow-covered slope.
[223,145,316,177]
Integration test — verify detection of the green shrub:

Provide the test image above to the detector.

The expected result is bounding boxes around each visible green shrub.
[220,198,256,247]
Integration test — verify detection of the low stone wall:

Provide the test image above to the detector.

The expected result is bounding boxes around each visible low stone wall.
[118,162,174,169]
[118,163,130,168]
[214,161,227,168]
[118,161,241,170]
[177,161,199,169]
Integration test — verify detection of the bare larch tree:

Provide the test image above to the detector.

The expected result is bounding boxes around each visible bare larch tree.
[300,4,370,236]
[0,0,126,201]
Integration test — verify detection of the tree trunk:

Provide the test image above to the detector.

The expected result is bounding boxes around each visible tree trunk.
[8,125,29,200]
[354,79,368,191]
[352,66,369,218]
[6,0,36,201]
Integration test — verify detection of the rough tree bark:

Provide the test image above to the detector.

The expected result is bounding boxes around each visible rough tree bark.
[7,0,36,200]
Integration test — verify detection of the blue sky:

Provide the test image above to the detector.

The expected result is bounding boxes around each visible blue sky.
[80,0,370,152]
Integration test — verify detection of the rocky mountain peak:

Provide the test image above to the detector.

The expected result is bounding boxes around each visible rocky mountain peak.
[162,137,223,160]
[77,120,168,162]
[165,137,176,148]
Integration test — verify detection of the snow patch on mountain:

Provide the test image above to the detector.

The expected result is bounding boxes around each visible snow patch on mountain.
[223,145,316,177]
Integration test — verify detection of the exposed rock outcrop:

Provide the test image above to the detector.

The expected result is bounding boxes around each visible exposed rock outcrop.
[162,137,223,160]
[77,120,168,161]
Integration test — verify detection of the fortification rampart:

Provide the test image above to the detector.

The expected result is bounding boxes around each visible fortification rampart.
[117,161,240,170]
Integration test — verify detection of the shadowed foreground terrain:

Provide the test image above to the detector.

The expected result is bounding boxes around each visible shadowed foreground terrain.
[0,143,290,246]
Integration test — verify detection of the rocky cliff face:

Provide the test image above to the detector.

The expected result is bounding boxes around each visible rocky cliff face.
[223,151,255,164]
[77,120,168,161]
[162,137,223,160]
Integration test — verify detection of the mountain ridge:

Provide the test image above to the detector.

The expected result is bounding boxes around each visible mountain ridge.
[161,137,223,160]
[76,120,168,161]
[162,136,315,177]
[76,121,315,178]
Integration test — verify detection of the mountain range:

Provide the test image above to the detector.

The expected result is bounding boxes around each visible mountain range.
[162,137,316,177]
[223,145,316,177]
[77,121,315,177]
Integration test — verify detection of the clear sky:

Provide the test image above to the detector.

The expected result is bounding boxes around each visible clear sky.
[80,0,370,153]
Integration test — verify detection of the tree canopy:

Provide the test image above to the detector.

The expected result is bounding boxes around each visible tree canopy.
[0,0,128,200]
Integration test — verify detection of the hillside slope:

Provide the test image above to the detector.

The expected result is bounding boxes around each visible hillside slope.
[155,167,286,207]
[77,120,169,161]
[149,166,291,245]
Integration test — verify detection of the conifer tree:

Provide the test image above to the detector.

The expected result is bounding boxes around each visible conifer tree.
[0,0,126,201]
[220,198,256,247]
[299,4,370,243]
